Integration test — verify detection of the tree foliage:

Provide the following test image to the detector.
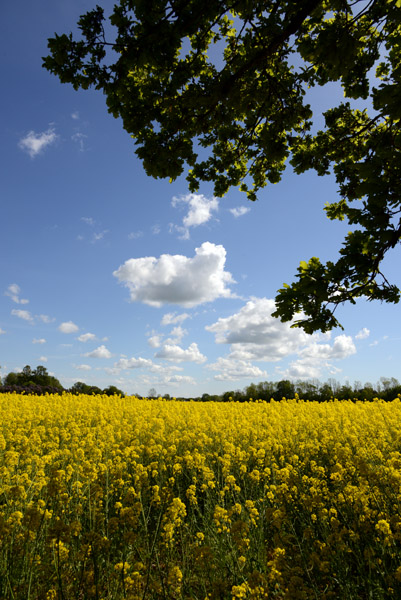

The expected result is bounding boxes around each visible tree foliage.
[43,0,401,332]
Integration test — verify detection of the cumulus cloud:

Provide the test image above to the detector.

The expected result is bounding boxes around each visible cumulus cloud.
[59,321,79,334]
[148,335,163,348]
[165,326,187,345]
[171,193,219,238]
[356,327,370,340]
[155,342,207,363]
[5,284,29,304]
[84,345,112,359]
[208,357,268,381]
[11,309,34,323]
[19,128,58,158]
[77,333,96,343]
[113,242,236,307]
[161,312,190,326]
[74,364,92,371]
[206,297,310,361]
[229,206,250,218]
[206,297,358,381]
[32,338,46,344]
[115,357,154,370]
[39,356,48,363]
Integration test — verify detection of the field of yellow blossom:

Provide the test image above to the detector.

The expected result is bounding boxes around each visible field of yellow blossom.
[1,392,401,599]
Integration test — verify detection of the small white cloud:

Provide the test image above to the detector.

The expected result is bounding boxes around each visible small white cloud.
[152,224,161,235]
[19,127,58,158]
[77,333,96,343]
[115,357,153,369]
[38,314,55,323]
[59,321,79,334]
[71,112,79,120]
[161,312,190,326]
[229,206,250,218]
[208,357,268,381]
[128,231,143,240]
[74,364,91,371]
[39,356,48,363]
[165,326,187,344]
[33,338,46,344]
[5,284,29,304]
[0,328,6,335]
[11,309,34,323]
[84,344,112,359]
[113,242,236,308]
[92,230,108,243]
[155,342,206,363]
[171,193,219,238]
[355,327,370,340]
[148,335,163,348]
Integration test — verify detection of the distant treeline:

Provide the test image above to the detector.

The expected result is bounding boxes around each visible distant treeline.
[185,377,401,403]
[0,365,125,397]
[1,366,400,402]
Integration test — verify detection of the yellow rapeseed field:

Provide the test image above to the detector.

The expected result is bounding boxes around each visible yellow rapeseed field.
[1,392,401,599]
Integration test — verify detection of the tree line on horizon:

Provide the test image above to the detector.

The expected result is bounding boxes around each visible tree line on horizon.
[1,365,400,403]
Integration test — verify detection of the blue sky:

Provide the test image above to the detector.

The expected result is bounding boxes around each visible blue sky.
[1,1,400,396]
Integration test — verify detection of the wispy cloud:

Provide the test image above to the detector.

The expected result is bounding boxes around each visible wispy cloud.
[32,338,46,344]
[5,283,29,304]
[11,309,34,323]
[72,132,87,152]
[19,127,58,158]
[229,206,250,218]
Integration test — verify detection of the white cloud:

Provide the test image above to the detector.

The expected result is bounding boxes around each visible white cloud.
[81,217,95,226]
[155,342,207,363]
[161,312,190,326]
[128,231,143,240]
[74,364,92,371]
[171,193,219,238]
[113,242,236,308]
[11,309,34,323]
[39,356,48,363]
[84,345,112,359]
[115,357,154,370]
[229,206,250,218]
[77,333,96,343]
[152,224,161,235]
[71,112,79,120]
[356,327,370,340]
[148,335,163,348]
[165,326,187,345]
[72,132,87,151]
[92,230,108,243]
[32,338,46,344]
[0,328,6,335]
[206,298,310,361]
[59,321,79,334]
[38,314,55,323]
[209,357,268,381]
[206,298,358,381]
[5,284,29,304]
[19,128,58,158]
